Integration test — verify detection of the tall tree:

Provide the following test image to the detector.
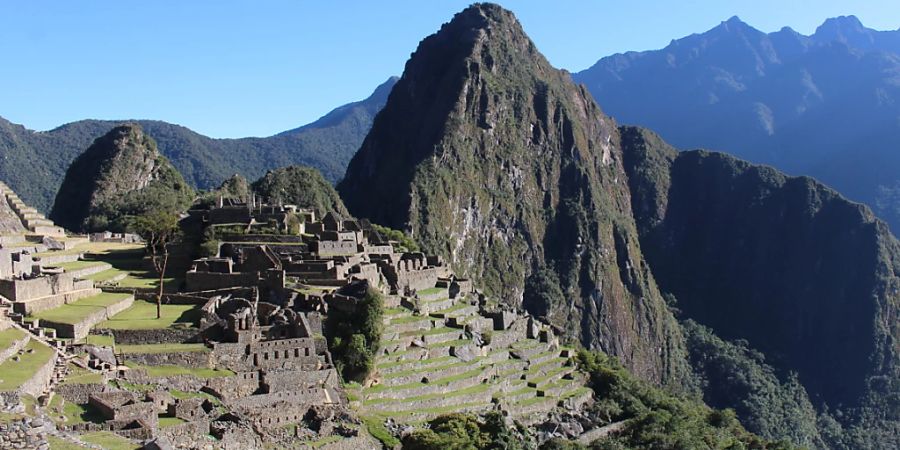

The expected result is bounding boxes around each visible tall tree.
[131,210,180,319]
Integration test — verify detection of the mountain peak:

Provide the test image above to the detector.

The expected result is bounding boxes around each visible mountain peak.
[813,15,873,46]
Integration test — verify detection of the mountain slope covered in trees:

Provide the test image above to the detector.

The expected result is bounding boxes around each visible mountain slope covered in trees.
[0,77,396,213]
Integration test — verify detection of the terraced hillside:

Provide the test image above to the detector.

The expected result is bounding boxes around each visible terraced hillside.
[354,287,593,424]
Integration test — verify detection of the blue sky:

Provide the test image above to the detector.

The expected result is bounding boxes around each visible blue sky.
[1,1,897,138]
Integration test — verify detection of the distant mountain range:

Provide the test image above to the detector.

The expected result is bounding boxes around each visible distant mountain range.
[573,15,900,230]
[0,77,397,213]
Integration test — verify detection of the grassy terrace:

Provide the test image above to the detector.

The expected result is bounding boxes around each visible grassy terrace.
[416,287,445,296]
[123,361,233,378]
[98,300,199,330]
[61,364,103,385]
[0,339,54,391]
[366,366,487,394]
[53,260,108,271]
[365,381,494,406]
[34,242,142,258]
[30,293,132,324]
[0,327,26,350]
[118,343,208,354]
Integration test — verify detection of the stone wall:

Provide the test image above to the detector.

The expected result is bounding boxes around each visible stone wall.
[55,382,108,404]
[40,295,133,340]
[0,417,52,449]
[0,273,74,302]
[157,419,210,442]
[106,327,203,345]
[125,350,213,368]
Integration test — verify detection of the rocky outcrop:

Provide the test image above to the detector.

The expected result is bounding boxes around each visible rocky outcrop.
[339,4,688,386]
[50,123,194,232]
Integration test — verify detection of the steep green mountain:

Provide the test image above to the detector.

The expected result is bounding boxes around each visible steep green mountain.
[50,123,194,232]
[0,77,396,213]
[621,125,900,448]
[251,165,349,217]
[339,3,689,386]
[573,16,900,232]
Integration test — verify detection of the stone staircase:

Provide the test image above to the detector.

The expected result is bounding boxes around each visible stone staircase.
[359,289,592,423]
[0,182,65,237]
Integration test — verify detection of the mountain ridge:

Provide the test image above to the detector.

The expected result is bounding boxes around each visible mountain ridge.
[574,15,900,233]
[0,76,398,214]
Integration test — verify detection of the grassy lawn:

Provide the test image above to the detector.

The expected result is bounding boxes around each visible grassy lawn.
[0,339,54,391]
[34,242,143,258]
[84,334,115,347]
[54,260,108,271]
[158,416,186,428]
[30,293,132,325]
[0,327,26,350]
[417,287,444,296]
[48,394,105,425]
[79,431,140,450]
[47,436,87,450]
[118,343,208,354]
[123,361,233,378]
[98,300,199,330]
[61,364,103,385]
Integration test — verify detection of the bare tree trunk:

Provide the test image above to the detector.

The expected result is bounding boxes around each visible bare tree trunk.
[157,252,168,320]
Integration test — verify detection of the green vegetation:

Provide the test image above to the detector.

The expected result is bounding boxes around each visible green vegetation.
[61,365,103,385]
[575,350,793,449]
[0,327,26,350]
[49,123,194,232]
[99,300,199,330]
[684,320,823,447]
[251,165,349,217]
[131,209,181,319]
[368,223,419,252]
[0,339,54,392]
[30,293,132,324]
[401,412,529,450]
[324,288,383,382]
[79,431,140,450]
[158,416,186,428]
[361,415,401,448]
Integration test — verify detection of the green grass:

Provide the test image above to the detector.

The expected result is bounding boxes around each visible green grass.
[30,293,132,325]
[33,242,144,257]
[47,394,105,425]
[79,431,140,450]
[376,355,456,371]
[389,315,431,325]
[380,357,481,380]
[159,416,186,428]
[84,334,115,347]
[54,260,108,271]
[417,287,444,296]
[365,367,486,393]
[123,361,233,378]
[48,435,88,450]
[98,300,199,330]
[0,327,26,350]
[118,342,208,354]
[401,326,458,338]
[61,365,103,385]
[0,339,55,391]
[365,382,493,406]
[361,415,401,448]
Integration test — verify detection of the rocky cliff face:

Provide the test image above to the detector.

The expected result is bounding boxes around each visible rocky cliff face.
[50,123,194,232]
[339,4,688,385]
[621,126,900,445]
